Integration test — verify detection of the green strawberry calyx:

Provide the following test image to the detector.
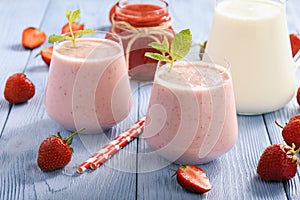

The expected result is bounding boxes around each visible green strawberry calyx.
[285,143,300,164]
[55,128,85,152]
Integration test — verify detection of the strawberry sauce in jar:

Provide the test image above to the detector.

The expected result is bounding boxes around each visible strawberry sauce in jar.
[110,0,174,81]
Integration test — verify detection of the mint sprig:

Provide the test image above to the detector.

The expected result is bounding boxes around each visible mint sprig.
[48,9,96,48]
[145,29,192,71]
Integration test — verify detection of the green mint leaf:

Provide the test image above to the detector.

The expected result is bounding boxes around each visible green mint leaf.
[74,29,97,39]
[66,9,71,21]
[170,29,192,60]
[145,52,171,63]
[48,34,72,43]
[148,36,169,53]
[71,9,80,23]
[52,9,96,48]
[144,29,193,72]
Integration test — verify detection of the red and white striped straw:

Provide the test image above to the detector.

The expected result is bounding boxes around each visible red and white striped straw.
[77,117,146,173]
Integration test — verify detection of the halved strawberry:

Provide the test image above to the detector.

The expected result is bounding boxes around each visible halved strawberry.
[61,22,84,35]
[40,46,53,66]
[175,165,212,194]
[290,33,300,57]
[296,86,300,106]
[22,27,46,49]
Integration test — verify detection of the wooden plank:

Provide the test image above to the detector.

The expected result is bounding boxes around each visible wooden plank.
[263,84,300,199]
[0,1,50,199]
[0,0,138,199]
[263,3,300,196]
[137,101,288,199]
[1,0,300,199]
[0,0,50,138]
[135,0,296,199]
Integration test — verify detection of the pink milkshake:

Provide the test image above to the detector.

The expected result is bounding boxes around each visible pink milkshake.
[143,60,238,164]
[45,32,132,134]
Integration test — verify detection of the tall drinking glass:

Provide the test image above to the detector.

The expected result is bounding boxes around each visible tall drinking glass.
[44,31,132,134]
[206,0,296,114]
[143,51,238,164]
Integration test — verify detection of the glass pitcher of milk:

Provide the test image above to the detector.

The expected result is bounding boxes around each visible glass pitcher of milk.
[205,0,296,114]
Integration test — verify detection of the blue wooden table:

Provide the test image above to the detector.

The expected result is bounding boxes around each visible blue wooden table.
[1,0,300,199]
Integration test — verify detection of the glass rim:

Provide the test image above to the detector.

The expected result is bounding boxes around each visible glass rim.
[54,30,122,46]
[52,30,124,61]
[155,59,232,90]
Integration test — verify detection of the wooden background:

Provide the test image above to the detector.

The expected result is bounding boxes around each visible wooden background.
[1,0,300,199]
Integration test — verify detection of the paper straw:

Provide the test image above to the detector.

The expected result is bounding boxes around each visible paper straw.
[77,117,146,173]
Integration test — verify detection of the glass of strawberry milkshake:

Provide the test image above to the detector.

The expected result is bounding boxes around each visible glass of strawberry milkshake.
[143,51,238,164]
[44,31,132,134]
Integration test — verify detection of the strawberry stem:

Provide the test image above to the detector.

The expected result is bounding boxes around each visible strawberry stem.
[169,168,177,177]
[64,128,85,145]
[68,21,76,48]
[168,59,175,72]
[275,120,284,129]
[295,146,300,155]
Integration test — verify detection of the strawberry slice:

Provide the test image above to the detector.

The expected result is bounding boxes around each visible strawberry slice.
[175,165,212,194]
[290,33,300,57]
[40,46,53,66]
[296,86,300,106]
[22,27,46,49]
[61,22,84,35]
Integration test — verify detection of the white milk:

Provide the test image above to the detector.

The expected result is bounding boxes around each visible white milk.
[206,0,296,114]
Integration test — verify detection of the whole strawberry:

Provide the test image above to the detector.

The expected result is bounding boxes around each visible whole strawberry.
[276,119,300,150]
[289,114,300,122]
[257,144,299,181]
[175,165,212,194]
[4,73,35,104]
[37,128,84,172]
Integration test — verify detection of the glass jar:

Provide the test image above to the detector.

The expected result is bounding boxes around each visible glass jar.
[110,0,175,81]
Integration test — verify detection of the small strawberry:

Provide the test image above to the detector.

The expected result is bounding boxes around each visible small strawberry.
[40,46,53,66]
[4,73,35,104]
[61,22,84,35]
[290,33,300,57]
[296,86,300,106]
[257,144,299,181]
[22,27,46,49]
[289,113,300,122]
[37,128,84,172]
[173,165,212,194]
[276,119,300,150]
